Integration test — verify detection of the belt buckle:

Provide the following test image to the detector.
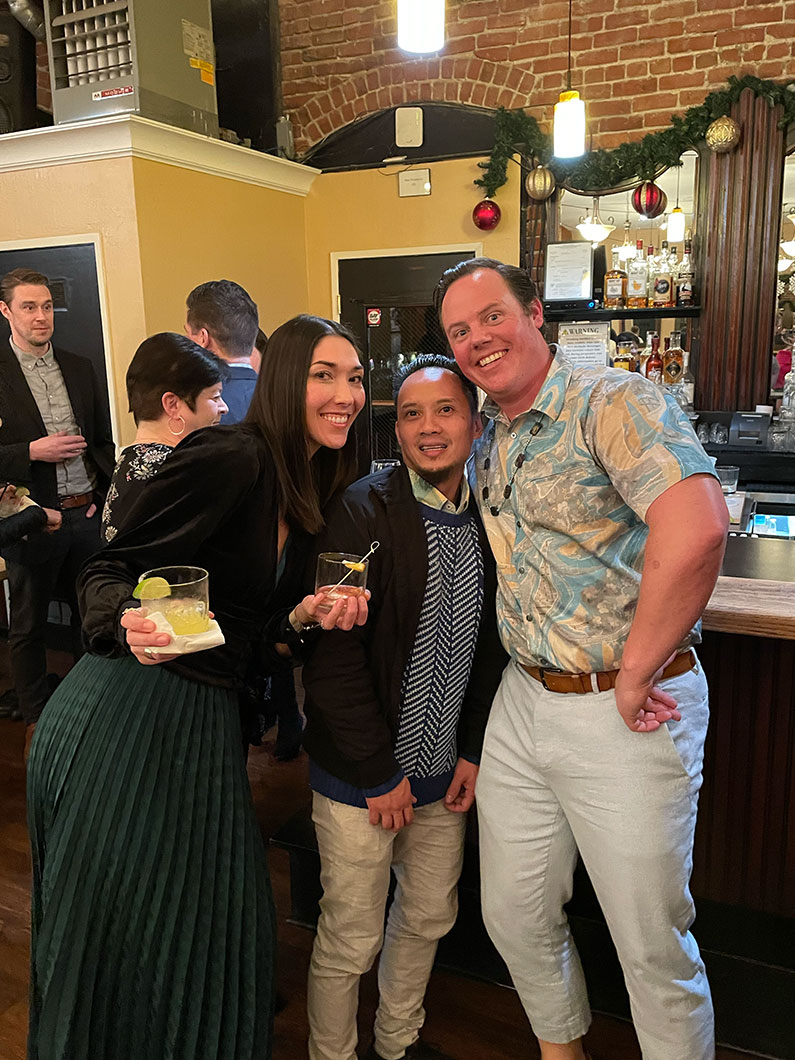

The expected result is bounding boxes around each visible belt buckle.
[538,666,565,691]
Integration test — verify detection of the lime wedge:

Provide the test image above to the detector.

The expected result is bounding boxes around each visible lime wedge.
[132,576,172,600]
[14,487,30,498]
[342,560,366,572]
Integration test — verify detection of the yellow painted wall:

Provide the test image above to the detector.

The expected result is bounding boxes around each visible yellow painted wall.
[132,158,310,342]
[303,157,520,318]
[0,157,146,445]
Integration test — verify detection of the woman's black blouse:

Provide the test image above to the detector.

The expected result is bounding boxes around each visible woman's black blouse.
[78,424,309,689]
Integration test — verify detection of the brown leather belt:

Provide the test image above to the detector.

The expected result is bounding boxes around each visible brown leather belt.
[59,492,93,510]
[520,649,697,694]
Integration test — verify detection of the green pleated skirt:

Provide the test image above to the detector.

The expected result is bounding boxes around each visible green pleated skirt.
[26,653,275,1060]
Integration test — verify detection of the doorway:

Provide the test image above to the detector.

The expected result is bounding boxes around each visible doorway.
[337,249,477,472]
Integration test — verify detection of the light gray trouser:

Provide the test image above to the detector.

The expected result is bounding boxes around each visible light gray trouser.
[477,658,714,1060]
[307,793,466,1060]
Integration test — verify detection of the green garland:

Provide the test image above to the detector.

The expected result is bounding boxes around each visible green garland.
[475,74,795,198]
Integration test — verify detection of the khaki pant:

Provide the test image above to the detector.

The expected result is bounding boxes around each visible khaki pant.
[477,659,714,1059]
[307,792,467,1060]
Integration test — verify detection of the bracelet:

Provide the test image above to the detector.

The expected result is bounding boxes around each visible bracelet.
[288,608,320,634]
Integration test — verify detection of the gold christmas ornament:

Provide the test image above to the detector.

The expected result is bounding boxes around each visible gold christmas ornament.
[705,115,741,153]
[525,164,557,201]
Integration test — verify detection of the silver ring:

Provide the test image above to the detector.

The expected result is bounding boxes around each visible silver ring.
[143,648,156,660]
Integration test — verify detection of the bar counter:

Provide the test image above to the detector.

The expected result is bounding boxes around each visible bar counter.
[703,535,795,638]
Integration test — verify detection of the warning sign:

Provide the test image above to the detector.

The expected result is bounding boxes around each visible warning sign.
[92,85,134,101]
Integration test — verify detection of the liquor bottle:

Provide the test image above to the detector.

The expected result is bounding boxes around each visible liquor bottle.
[645,334,663,384]
[663,330,685,385]
[676,240,695,306]
[644,245,656,307]
[638,331,656,377]
[613,342,634,371]
[650,240,674,308]
[681,348,696,411]
[626,240,648,309]
[604,246,627,309]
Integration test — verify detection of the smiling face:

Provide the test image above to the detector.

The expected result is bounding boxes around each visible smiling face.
[440,268,552,420]
[305,334,365,453]
[0,283,55,352]
[395,367,481,498]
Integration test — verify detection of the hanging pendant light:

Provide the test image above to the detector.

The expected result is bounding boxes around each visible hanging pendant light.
[552,0,585,158]
[617,199,635,261]
[576,197,615,244]
[397,0,445,54]
[667,164,686,244]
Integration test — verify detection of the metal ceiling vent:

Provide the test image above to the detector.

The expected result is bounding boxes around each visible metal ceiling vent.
[42,0,219,137]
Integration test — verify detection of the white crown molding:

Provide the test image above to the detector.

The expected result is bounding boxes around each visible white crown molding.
[0,115,320,196]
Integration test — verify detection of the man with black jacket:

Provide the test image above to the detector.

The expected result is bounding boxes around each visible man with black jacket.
[0,268,115,737]
[302,355,508,1060]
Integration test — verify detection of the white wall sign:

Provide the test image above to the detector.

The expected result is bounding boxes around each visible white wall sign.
[398,168,431,197]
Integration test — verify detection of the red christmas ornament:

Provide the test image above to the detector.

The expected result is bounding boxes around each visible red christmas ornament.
[631,181,667,220]
[472,198,501,230]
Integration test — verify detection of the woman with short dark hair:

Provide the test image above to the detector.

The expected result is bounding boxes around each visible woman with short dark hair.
[27,314,367,1060]
[102,332,228,542]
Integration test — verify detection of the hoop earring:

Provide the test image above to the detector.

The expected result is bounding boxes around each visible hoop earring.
[167,414,186,437]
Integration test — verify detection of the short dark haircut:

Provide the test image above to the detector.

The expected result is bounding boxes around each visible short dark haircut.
[126,332,228,425]
[432,258,539,326]
[185,279,259,359]
[0,268,51,305]
[246,314,362,535]
[392,353,479,417]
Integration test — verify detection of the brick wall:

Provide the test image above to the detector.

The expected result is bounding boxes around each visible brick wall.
[278,0,795,156]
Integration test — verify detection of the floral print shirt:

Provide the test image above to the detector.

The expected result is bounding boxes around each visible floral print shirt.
[101,443,173,542]
[471,349,717,673]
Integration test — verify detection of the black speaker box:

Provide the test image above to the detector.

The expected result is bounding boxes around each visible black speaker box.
[0,14,39,135]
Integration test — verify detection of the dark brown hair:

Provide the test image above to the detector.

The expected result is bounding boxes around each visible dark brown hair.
[432,257,539,326]
[186,279,259,359]
[0,268,51,305]
[126,333,228,425]
[392,353,479,416]
[246,314,362,535]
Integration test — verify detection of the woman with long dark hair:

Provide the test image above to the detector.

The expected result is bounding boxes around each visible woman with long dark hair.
[26,315,367,1060]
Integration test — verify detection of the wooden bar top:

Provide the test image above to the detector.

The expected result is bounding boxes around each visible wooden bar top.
[702,536,795,639]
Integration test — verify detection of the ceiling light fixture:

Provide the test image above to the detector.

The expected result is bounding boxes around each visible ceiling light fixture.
[576,197,615,243]
[667,164,686,244]
[397,0,445,54]
[553,0,585,158]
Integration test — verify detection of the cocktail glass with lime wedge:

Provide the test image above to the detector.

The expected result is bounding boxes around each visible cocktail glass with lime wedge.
[134,566,210,634]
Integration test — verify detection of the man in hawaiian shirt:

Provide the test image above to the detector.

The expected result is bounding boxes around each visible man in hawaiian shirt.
[434,258,728,1060]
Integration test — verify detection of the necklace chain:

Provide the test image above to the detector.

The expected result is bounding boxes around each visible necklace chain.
[481,418,543,517]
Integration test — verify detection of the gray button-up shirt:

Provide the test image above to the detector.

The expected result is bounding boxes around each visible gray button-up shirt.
[11,338,96,498]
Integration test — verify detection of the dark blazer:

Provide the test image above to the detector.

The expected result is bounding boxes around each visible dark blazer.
[0,342,115,563]
[302,464,509,790]
[219,364,258,425]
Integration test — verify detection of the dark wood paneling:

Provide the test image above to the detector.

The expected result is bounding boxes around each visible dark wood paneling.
[694,632,795,915]
[697,90,787,410]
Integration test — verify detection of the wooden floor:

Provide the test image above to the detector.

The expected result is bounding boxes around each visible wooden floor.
[0,643,755,1060]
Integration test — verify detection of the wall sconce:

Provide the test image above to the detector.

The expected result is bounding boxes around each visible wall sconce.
[397,0,445,54]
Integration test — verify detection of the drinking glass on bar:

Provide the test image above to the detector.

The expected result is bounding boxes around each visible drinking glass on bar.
[137,566,210,634]
[315,552,370,614]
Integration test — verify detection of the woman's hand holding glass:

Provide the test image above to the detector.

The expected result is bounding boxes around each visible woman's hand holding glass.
[295,589,370,631]
[121,608,180,665]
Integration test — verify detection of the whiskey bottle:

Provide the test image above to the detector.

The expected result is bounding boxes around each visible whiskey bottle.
[604,246,627,309]
[645,334,663,384]
[663,330,685,385]
[676,240,695,306]
[651,249,675,309]
[681,348,696,411]
[627,240,648,309]
[644,245,656,307]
